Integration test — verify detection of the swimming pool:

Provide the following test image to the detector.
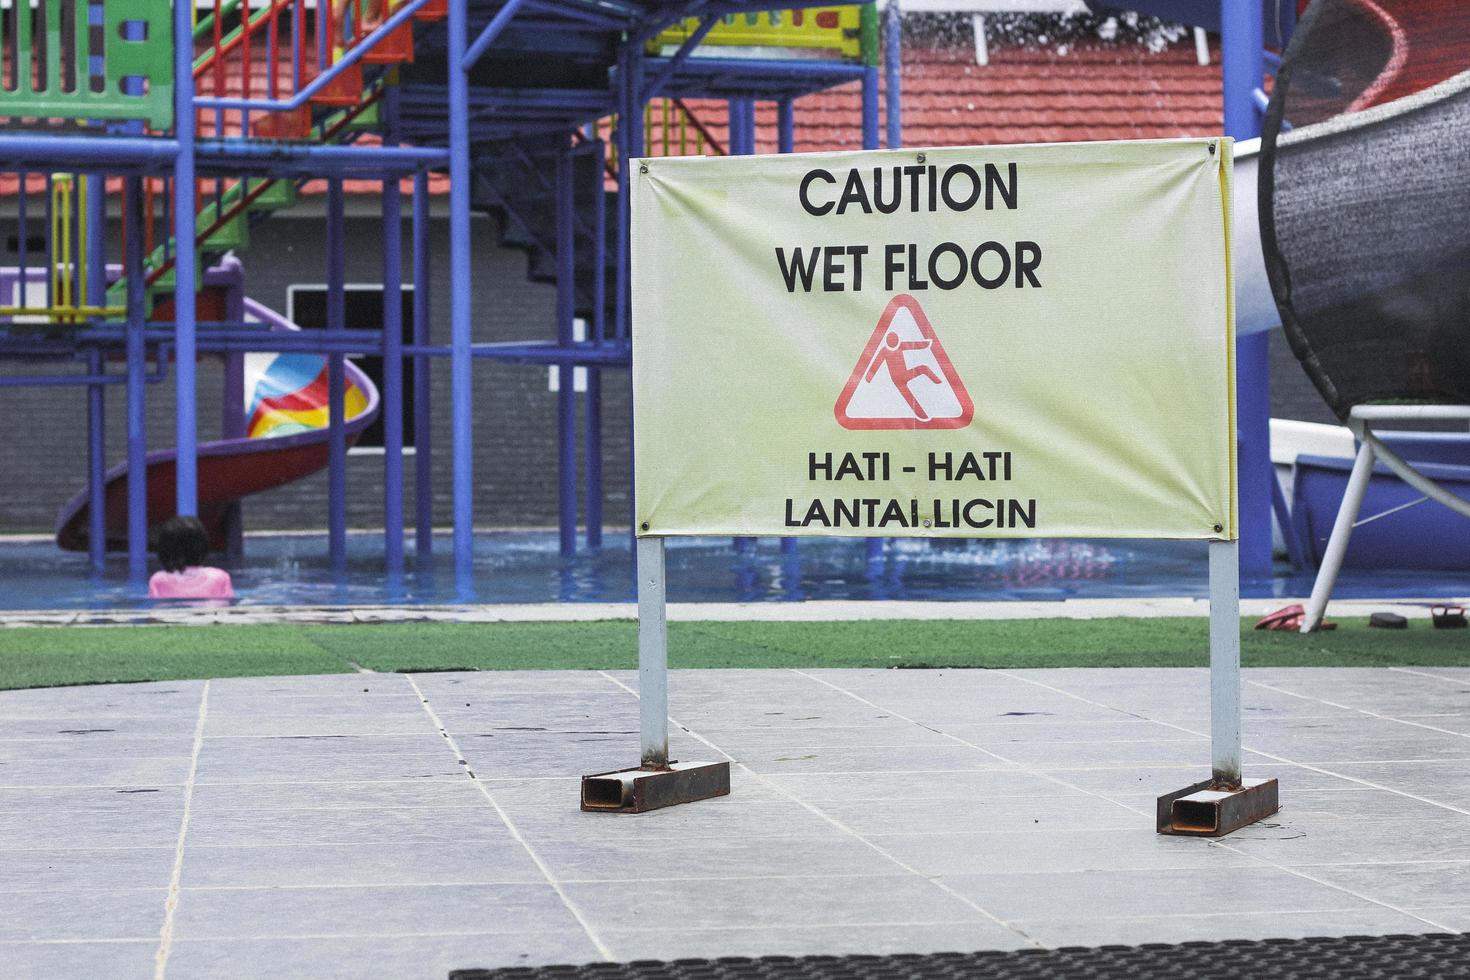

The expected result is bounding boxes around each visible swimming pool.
[1,532,1466,610]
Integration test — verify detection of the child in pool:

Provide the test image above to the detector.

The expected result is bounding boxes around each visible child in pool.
[148,516,235,600]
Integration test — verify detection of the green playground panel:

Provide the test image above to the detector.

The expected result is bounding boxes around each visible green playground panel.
[1,0,173,129]
[105,178,298,308]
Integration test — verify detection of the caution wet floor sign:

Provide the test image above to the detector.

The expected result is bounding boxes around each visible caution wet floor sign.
[631,139,1237,540]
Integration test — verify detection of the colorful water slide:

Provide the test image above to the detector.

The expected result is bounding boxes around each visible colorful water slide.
[55,299,379,553]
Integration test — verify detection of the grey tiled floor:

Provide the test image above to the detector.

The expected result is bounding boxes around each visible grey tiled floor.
[3,666,1470,978]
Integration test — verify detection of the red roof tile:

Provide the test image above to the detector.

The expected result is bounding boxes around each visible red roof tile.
[2,30,1223,202]
[668,32,1223,156]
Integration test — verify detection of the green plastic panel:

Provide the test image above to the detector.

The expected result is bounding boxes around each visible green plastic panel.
[0,0,173,129]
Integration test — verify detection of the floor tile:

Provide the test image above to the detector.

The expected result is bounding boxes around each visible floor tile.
[938,866,1380,922]
[563,874,979,931]
[184,805,512,846]
[0,939,155,980]
[0,848,175,893]
[0,888,164,941]
[873,828,1264,875]
[602,922,1031,960]
[172,883,577,940]
[178,840,546,889]
[1010,908,1452,947]
[163,931,606,979]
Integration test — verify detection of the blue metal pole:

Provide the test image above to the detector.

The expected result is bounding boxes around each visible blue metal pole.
[86,347,107,570]
[412,171,434,559]
[448,0,476,591]
[125,177,149,583]
[556,145,578,558]
[777,98,795,154]
[461,0,530,70]
[614,47,633,344]
[43,174,52,310]
[884,0,902,149]
[730,97,757,553]
[326,177,348,570]
[862,56,882,564]
[776,112,796,556]
[1222,0,1272,577]
[382,85,406,576]
[623,45,645,556]
[221,267,246,560]
[174,0,198,518]
[586,135,606,550]
[16,171,28,292]
[861,65,881,152]
[733,97,756,154]
[85,173,107,571]
[726,98,742,154]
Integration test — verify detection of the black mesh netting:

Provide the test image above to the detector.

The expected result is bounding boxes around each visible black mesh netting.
[1260,0,1470,421]
[450,933,1470,980]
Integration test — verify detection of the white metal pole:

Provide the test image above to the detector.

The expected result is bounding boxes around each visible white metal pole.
[1301,439,1375,633]
[1209,538,1242,787]
[638,535,670,769]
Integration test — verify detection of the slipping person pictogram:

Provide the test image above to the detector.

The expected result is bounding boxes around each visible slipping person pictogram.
[865,333,943,421]
[835,294,974,430]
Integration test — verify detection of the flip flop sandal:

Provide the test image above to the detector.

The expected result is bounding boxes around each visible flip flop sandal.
[1254,604,1336,631]
[1432,605,1467,629]
[1255,604,1304,631]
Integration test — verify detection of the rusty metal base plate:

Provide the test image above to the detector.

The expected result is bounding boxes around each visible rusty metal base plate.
[580,761,731,813]
[1157,776,1279,837]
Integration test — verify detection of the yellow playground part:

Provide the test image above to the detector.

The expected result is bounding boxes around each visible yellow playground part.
[0,175,125,325]
[652,6,863,60]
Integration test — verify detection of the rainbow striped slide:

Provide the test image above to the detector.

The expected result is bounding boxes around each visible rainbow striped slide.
[55,297,379,552]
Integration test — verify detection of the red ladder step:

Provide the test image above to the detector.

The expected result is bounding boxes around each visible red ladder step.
[309,63,365,107]
[252,106,315,140]
[362,21,415,64]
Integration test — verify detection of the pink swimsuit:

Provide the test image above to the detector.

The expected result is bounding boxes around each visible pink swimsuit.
[148,566,235,600]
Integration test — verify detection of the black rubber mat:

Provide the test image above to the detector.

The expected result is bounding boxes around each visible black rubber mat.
[451,933,1470,980]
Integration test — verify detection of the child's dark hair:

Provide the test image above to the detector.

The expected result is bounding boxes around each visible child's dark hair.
[156,516,210,572]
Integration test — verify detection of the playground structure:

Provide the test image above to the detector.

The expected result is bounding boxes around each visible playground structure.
[0,1,1287,599]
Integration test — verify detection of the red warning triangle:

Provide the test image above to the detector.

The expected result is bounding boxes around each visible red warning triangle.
[835,294,974,431]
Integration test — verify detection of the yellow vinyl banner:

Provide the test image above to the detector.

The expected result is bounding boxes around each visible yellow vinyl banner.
[631,138,1237,540]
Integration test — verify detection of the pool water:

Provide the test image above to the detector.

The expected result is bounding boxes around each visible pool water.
[1,532,1467,610]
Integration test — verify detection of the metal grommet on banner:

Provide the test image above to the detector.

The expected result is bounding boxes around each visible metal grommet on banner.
[640,522,649,531]
[916,152,926,164]
[1208,142,1216,155]
[640,164,649,174]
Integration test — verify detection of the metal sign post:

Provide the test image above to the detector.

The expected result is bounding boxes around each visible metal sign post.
[580,537,731,813]
[1156,538,1279,836]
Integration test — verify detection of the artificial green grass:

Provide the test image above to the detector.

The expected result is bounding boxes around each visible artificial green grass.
[1,616,1468,690]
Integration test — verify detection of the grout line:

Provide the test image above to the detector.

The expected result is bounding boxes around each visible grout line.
[404,673,614,962]
[998,671,1470,819]
[595,669,1044,950]
[790,669,1160,820]
[1388,667,1470,686]
[152,680,210,980]
[1244,677,1470,742]
[993,670,1462,935]
[1,938,158,946]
